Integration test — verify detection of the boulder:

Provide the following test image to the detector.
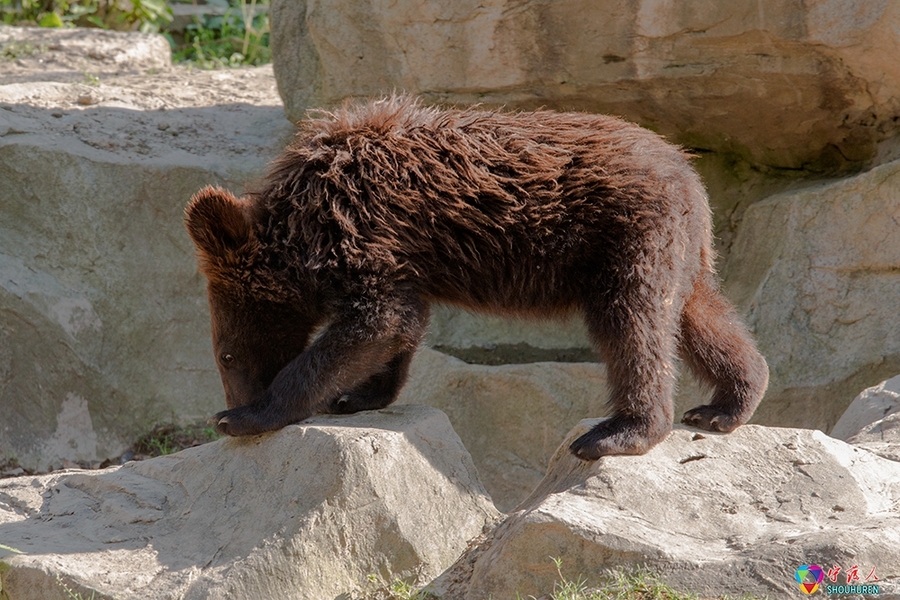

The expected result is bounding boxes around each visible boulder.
[270,0,900,173]
[844,414,900,464]
[433,421,900,599]
[832,374,900,462]
[0,27,294,470]
[0,405,499,600]
[399,348,610,512]
[722,159,900,433]
[832,374,900,440]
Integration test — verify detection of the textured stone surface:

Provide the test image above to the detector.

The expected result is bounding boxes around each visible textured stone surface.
[399,348,610,512]
[0,405,499,600]
[271,0,900,172]
[0,25,171,84]
[722,159,900,433]
[845,414,900,464]
[433,421,900,599]
[0,27,293,470]
[426,306,592,364]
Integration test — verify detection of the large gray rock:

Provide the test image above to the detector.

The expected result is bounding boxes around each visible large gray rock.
[0,405,499,600]
[0,27,294,470]
[271,0,900,173]
[832,374,900,462]
[399,348,610,512]
[433,421,900,599]
[722,159,900,433]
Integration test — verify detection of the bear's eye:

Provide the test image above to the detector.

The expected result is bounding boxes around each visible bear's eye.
[220,353,235,365]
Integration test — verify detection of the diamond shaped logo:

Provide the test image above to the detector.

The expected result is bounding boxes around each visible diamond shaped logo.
[795,564,825,595]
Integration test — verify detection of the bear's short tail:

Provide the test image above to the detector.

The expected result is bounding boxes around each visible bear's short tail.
[678,272,769,432]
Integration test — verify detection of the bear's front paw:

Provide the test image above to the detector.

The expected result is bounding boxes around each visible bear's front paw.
[681,405,742,433]
[211,405,280,436]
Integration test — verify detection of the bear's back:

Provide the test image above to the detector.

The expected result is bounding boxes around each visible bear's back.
[253,96,711,312]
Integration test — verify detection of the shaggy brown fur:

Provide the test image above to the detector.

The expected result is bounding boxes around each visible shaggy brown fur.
[185,95,768,460]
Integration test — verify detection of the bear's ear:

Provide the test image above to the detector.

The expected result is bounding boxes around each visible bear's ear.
[185,186,253,262]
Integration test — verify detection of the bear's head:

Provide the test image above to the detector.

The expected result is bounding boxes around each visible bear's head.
[185,186,317,409]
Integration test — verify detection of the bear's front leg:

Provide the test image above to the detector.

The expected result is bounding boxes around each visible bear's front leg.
[212,299,428,436]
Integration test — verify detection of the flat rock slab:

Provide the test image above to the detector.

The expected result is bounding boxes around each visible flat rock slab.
[0,405,499,600]
[434,422,900,599]
[0,64,291,163]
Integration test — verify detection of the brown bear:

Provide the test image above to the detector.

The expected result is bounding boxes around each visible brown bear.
[185,95,768,461]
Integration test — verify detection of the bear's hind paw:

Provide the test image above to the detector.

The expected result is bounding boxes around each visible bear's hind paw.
[568,417,669,461]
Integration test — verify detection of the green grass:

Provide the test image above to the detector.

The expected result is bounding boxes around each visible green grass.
[131,422,223,458]
[0,39,47,59]
[55,574,96,600]
[353,572,438,600]
[0,544,23,555]
[353,560,768,600]
[519,560,768,600]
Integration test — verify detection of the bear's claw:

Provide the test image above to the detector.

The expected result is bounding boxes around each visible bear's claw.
[681,406,741,433]
[210,407,269,436]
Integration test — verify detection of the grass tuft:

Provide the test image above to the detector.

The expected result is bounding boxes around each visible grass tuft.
[514,560,770,600]
[131,423,223,458]
[55,573,96,600]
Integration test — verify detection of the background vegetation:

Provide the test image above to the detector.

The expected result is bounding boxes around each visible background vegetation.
[0,0,270,67]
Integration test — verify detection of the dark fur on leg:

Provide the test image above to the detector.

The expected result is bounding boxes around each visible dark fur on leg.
[327,349,415,414]
[679,276,769,432]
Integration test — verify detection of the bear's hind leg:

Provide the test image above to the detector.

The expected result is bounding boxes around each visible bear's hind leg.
[570,292,681,461]
[327,349,415,414]
[679,276,768,432]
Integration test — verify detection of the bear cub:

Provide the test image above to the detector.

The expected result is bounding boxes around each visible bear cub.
[185,96,768,460]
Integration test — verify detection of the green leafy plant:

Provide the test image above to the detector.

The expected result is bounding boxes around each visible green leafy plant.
[172,0,269,68]
[0,0,172,32]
